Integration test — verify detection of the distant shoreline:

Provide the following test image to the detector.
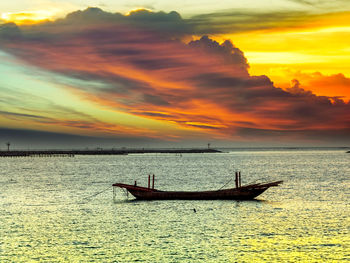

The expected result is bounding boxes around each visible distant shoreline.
[0,148,221,157]
[1,147,349,157]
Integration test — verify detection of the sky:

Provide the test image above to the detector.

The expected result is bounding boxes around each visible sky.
[0,0,349,148]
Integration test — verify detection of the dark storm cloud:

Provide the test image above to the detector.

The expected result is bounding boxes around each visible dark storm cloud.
[143,94,170,106]
[57,69,154,96]
[235,126,350,144]
[189,36,249,70]
[0,22,21,39]
[54,7,192,37]
[0,127,162,149]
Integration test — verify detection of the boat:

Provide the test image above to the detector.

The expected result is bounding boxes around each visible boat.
[112,173,283,200]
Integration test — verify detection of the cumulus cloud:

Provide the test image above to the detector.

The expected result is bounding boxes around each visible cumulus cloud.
[0,7,349,143]
[285,72,350,102]
[189,36,249,71]
[0,22,21,39]
[53,7,191,38]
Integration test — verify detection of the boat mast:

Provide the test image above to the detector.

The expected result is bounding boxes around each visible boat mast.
[239,171,242,187]
[235,171,242,188]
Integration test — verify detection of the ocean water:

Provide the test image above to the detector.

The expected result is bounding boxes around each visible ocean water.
[0,149,349,262]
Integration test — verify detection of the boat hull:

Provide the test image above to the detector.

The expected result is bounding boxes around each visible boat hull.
[113,181,282,201]
[128,188,268,200]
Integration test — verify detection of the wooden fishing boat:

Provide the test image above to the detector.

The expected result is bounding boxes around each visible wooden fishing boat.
[112,173,283,200]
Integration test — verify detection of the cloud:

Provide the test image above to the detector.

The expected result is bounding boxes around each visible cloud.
[0,110,46,120]
[0,127,163,149]
[189,36,249,71]
[287,0,350,8]
[53,7,192,38]
[0,7,349,144]
[0,84,149,138]
[0,22,21,39]
[235,126,350,145]
[285,72,350,101]
[188,9,312,34]
[188,8,350,35]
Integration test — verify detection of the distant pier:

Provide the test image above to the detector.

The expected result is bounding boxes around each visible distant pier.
[0,148,221,157]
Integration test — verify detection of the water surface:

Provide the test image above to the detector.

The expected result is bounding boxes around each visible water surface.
[0,149,349,262]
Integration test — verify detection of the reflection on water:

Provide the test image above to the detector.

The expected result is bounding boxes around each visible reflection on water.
[0,150,349,262]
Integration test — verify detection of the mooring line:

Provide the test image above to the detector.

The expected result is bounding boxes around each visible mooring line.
[217,177,234,190]
[79,186,111,203]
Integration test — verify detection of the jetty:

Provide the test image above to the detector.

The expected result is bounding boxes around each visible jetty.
[0,148,221,157]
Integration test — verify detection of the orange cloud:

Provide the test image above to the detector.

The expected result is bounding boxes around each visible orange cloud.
[211,10,350,85]
[274,71,350,102]
[0,8,349,144]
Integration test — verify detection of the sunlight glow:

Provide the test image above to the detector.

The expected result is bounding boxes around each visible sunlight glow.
[125,8,154,16]
[1,10,55,24]
[245,52,325,65]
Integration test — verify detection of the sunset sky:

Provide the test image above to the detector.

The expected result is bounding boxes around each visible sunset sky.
[0,0,349,148]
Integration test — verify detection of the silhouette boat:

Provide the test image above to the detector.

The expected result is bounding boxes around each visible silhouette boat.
[113,173,283,200]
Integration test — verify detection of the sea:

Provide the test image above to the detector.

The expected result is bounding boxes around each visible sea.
[0,148,349,262]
